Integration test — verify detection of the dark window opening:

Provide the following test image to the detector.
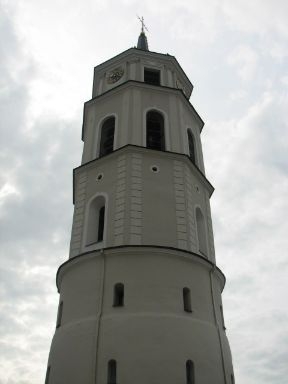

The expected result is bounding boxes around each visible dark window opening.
[86,196,106,246]
[56,301,63,328]
[231,373,235,384]
[113,283,124,307]
[108,359,117,384]
[183,287,192,312]
[99,117,115,157]
[196,207,208,257]
[188,130,196,165]
[146,111,165,151]
[45,366,51,384]
[220,305,226,330]
[97,206,105,242]
[144,68,160,85]
[186,360,195,384]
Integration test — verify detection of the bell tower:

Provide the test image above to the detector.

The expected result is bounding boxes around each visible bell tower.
[45,28,235,384]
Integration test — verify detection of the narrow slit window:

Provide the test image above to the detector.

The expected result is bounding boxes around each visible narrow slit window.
[220,305,226,330]
[45,366,51,384]
[146,111,165,151]
[56,301,63,328]
[107,359,117,384]
[187,129,196,165]
[97,206,105,242]
[186,360,195,384]
[99,117,115,157]
[183,287,192,312]
[144,68,160,85]
[113,283,124,307]
[196,207,208,257]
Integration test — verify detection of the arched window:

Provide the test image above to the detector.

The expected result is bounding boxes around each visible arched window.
[113,283,124,307]
[99,117,115,157]
[196,207,208,256]
[187,129,196,165]
[56,301,63,328]
[183,287,192,312]
[86,196,106,245]
[186,360,195,384]
[146,111,165,151]
[107,359,117,384]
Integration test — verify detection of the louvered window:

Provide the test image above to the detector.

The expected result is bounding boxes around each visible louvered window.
[99,117,115,157]
[146,111,165,151]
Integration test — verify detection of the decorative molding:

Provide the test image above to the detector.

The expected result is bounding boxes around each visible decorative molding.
[185,164,197,252]
[114,155,127,246]
[129,153,143,244]
[173,161,188,250]
[73,145,214,202]
[205,191,216,262]
[70,172,88,258]
[58,245,226,293]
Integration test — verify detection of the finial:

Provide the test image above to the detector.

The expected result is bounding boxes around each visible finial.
[136,15,149,51]
[137,15,148,34]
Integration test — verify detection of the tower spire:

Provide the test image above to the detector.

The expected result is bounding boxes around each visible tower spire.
[137,15,149,51]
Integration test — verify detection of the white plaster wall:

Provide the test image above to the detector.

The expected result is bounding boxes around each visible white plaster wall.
[71,147,214,260]
[82,84,204,172]
[69,171,87,258]
[92,49,193,99]
[51,48,234,384]
[113,154,127,246]
[48,247,232,384]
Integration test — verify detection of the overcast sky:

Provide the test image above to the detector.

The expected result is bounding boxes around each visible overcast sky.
[0,0,288,383]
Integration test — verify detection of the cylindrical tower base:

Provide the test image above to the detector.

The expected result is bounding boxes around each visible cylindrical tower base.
[47,246,233,384]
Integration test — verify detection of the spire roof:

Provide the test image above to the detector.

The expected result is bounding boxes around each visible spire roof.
[137,32,149,51]
[137,16,149,51]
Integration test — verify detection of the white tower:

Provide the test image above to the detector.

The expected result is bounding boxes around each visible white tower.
[45,29,235,384]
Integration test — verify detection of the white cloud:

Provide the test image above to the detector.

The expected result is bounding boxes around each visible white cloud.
[228,44,259,81]
[229,89,247,101]
[0,183,20,206]
[281,75,288,86]
[222,0,288,37]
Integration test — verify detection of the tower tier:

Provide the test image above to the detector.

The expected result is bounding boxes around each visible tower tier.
[49,246,233,384]
[70,146,215,261]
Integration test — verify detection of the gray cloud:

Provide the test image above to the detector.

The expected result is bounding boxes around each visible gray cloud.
[1,0,288,383]
[0,7,82,383]
[204,88,288,383]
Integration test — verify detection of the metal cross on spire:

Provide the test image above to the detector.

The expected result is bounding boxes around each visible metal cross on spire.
[137,15,148,33]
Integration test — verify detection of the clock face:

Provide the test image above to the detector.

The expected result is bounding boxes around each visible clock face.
[107,67,124,84]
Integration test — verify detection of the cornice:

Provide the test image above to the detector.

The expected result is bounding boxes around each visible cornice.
[72,144,214,204]
[93,47,193,88]
[56,245,226,292]
[82,80,204,141]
